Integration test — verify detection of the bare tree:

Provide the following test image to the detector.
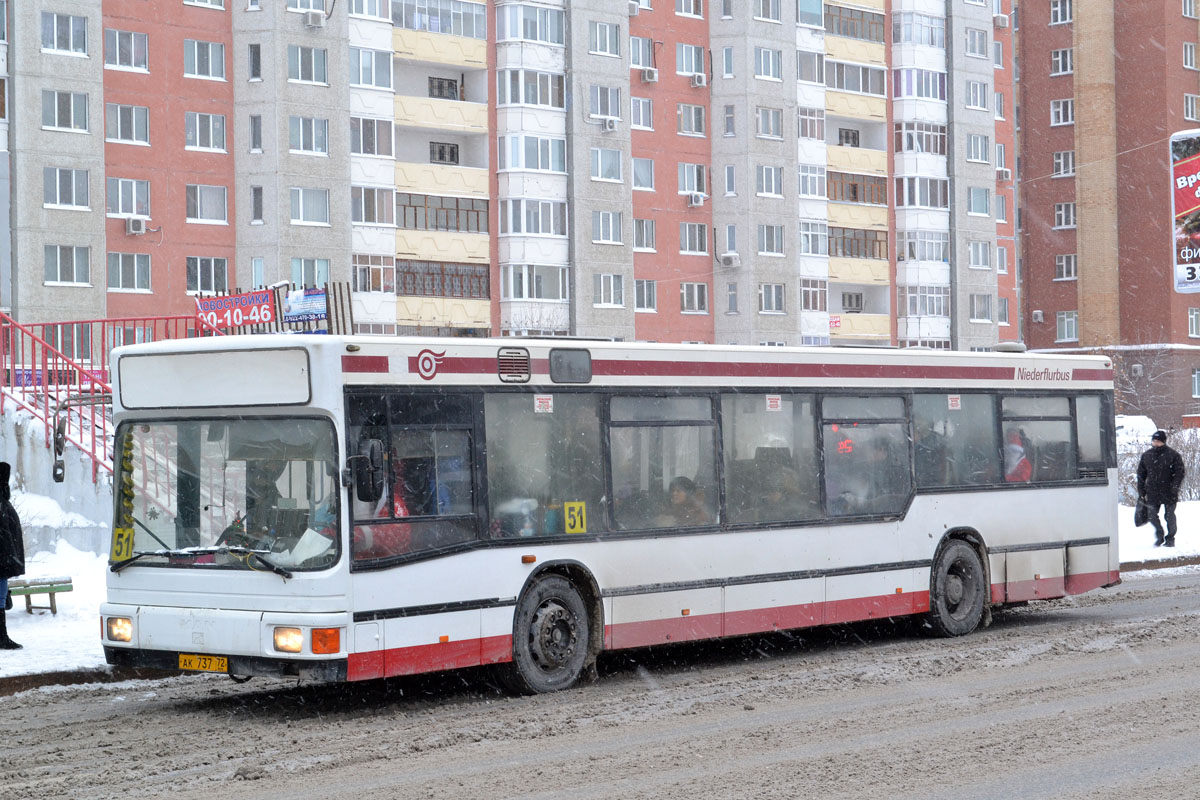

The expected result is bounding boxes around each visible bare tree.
[503,303,570,337]
[1110,345,1186,418]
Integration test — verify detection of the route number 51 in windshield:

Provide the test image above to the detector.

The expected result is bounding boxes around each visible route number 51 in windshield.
[1171,129,1200,293]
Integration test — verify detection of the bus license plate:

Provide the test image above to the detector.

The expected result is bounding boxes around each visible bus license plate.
[178,653,228,673]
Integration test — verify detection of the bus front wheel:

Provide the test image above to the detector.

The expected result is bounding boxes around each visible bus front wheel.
[502,575,590,694]
[927,539,986,637]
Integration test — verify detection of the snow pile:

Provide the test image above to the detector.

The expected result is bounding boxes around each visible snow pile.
[1115,415,1158,452]
[12,491,104,530]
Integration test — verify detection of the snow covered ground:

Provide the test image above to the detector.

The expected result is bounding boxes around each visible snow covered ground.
[1,495,1194,680]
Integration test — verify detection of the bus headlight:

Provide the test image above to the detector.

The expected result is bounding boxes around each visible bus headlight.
[106,617,133,642]
[273,627,303,653]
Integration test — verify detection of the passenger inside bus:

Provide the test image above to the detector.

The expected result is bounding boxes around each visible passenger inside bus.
[659,476,712,527]
[1003,429,1033,483]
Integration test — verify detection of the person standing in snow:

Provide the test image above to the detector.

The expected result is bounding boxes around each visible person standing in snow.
[1137,429,1186,547]
[0,462,25,649]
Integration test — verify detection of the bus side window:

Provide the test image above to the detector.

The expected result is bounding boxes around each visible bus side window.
[912,394,1000,488]
[1001,396,1075,482]
[484,392,606,537]
[720,393,820,524]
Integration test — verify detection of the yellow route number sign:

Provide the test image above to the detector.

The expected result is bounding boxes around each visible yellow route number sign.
[111,527,135,562]
[564,502,587,534]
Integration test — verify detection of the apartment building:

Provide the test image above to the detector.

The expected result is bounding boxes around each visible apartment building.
[1018,0,1200,422]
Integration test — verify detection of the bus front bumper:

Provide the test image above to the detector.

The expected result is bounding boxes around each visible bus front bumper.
[103,645,347,681]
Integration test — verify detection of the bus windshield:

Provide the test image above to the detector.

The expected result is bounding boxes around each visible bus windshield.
[112,418,340,571]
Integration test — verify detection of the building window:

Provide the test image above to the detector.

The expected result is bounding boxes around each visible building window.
[1056,310,1078,341]
[969,241,991,269]
[759,283,785,313]
[828,61,886,95]
[678,163,707,195]
[42,91,88,132]
[190,0,226,8]
[680,222,708,254]
[800,279,827,311]
[631,97,653,129]
[634,218,656,250]
[250,115,263,152]
[965,28,988,58]
[250,186,263,223]
[499,135,565,172]
[42,13,87,55]
[351,117,394,157]
[892,68,946,101]
[106,103,149,144]
[289,187,330,225]
[797,0,822,26]
[1051,99,1075,126]
[681,282,709,313]
[677,103,706,136]
[291,257,330,286]
[1055,254,1078,280]
[107,252,151,291]
[798,164,826,197]
[351,186,395,226]
[1188,0,1199,19]
[829,227,887,259]
[966,134,990,163]
[397,193,488,233]
[897,230,950,262]
[1053,150,1075,177]
[589,85,621,118]
[754,0,780,20]
[824,4,884,42]
[287,45,327,84]
[1051,48,1073,75]
[968,187,990,216]
[589,21,620,56]
[44,168,89,209]
[894,122,947,155]
[723,105,735,136]
[499,199,567,236]
[1054,202,1076,228]
[997,195,1008,223]
[184,40,226,80]
[428,141,458,165]
[105,29,148,71]
[348,49,391,90]
[496,4,564,44]
[631,36,653,69]
[497,69,566,108]
[725,164,736,195]
[186,257,228,294]
[248,43,262,80]
[396,260,490,299]
[796,50,824,83]
[1049,0,1072,24]
[895,176,950,209]
[993,40,1004,68]
[799,221,828,255]
[44,245,90,285]
[898,285,949,317]
[106,177,150,217]
[428,76,459,101]
[633,158,654,190]
[798,107,825,139]
[590,148,623,182]
[1190,307,1200,337]
[722,46,734,77]
[969,294,993,322]
[965,80,989,110]
[754,47,782,80]
[756,106,782,138]
[892,12,944,47]
[1188,95,1200,122]
[675,0,703,19]
[757,224,785,255]
[185,112,226,151]
[996,143,1007,169]
[353,254,396,293]
[594,273,624,307]
[186,185,227,223]
[998,298,1010,325]
[828,171,887,205]
[289,116,329,154]
[1187,42,1198,70]
[635,279,657,312]
[756,165,784,197]
[592,210,623,244]
[997,247,1008,274]
[724,224,737,253]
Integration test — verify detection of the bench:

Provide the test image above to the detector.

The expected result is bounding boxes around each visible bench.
[7,576,73,615]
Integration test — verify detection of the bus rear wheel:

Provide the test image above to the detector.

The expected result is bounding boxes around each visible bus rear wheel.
[501,575,590,694]
[927,539,986,637]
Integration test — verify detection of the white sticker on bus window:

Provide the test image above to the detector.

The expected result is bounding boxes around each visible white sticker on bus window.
[534,395,554,413]
[948,395,962,410]
[766,395,782,411]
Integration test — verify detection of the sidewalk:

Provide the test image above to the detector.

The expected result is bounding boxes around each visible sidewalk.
[2,502,1196,685]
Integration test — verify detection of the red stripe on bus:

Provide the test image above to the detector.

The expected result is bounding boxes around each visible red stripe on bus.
[342,355,389,373]
[344,569,1117,681]
[591,360,1018,381]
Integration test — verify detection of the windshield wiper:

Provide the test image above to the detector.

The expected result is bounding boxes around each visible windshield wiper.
[109,546,293,579]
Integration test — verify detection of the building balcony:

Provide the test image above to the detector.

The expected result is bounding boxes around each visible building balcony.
[828,257,889,285]
[824,36,885,67]
[827,144,887,175]
[825,91,886,122]
[395,95,488,135]
[395,295,491,329]
[395,162,489,197]
[396,229,490,264]
[393,28,486,69]
[829,312,889,339]
[827,203,888,230]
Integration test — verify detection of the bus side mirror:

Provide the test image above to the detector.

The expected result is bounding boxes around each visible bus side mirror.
[354,439,385,503]
[52,459,65,483]
[54,418,67,457]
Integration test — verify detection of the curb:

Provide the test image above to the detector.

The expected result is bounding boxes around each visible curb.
[1120,555,1200,572]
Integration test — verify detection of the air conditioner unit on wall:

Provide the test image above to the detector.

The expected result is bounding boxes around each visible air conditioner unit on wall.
[601,117,618,132]
[690,73,707,88]
[641,67,659,83]
[719,253,740,268]
[688,192,705,207]
[1032,310,1044,323]
[125,217,147,235]
[993,14,1009,28]
[304,9,325,27]
[997,167,1012,181]
[628,0,640,16]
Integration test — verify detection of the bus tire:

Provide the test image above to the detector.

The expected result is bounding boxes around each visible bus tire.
[501,575,590,694]
[927,539,986,637]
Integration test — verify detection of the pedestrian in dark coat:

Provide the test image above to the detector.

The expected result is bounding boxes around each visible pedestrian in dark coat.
[0,461,24,649]
[1137,430,1186,548]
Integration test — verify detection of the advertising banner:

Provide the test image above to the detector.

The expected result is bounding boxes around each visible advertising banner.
[195,290,275,329]
[1170,129,1200,292]
[282,288,328,323]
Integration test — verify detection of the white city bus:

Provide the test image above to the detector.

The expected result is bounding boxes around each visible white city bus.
[101,335,1119,692]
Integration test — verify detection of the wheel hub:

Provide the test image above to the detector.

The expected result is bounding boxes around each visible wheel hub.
[530,601,576,671]
[945,573,965,606]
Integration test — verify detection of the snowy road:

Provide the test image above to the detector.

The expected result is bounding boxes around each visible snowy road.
[5,568,1200,800]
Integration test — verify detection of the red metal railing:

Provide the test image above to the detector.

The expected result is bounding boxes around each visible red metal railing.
[0,313,222,482]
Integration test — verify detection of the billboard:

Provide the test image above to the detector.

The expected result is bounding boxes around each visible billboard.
[1171,129,1200,292]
